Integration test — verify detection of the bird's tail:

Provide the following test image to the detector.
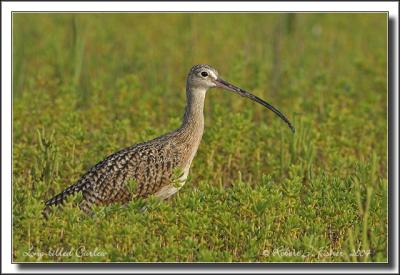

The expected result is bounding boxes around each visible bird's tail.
[42,183,82,219]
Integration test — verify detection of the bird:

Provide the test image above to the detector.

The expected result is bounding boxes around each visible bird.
[42,64,294,218]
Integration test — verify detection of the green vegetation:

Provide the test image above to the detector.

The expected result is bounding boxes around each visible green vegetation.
[12,13,387,262]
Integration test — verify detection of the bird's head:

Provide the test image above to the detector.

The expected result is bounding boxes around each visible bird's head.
[187,64,219,89]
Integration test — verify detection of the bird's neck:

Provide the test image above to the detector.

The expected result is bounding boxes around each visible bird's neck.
[180,86,206,138]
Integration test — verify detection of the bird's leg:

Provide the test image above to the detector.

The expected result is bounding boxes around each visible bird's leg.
[42,205,52,220]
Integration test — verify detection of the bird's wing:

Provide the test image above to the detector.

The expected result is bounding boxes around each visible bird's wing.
[93,141,182,203]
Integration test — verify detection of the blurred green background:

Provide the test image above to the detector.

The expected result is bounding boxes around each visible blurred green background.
[12,13,387,262]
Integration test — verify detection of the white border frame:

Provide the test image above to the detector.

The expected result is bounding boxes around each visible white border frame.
[2,1,398,274]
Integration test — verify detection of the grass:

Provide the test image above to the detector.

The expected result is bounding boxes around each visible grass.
[12,13,387,262]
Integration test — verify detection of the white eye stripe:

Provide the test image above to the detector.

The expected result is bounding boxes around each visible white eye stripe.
[198,70,217,79]
[209,71,217,79]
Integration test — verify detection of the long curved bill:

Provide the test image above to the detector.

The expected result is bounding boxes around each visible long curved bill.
[214,78,295,133]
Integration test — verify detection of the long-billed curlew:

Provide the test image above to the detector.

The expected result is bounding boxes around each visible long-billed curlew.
[43,64,294,218]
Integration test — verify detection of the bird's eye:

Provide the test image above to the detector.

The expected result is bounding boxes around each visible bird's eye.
[201,71,208,77]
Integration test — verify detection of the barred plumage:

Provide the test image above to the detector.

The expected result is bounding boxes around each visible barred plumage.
[43,131,196,218]
[42,64,294,218]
